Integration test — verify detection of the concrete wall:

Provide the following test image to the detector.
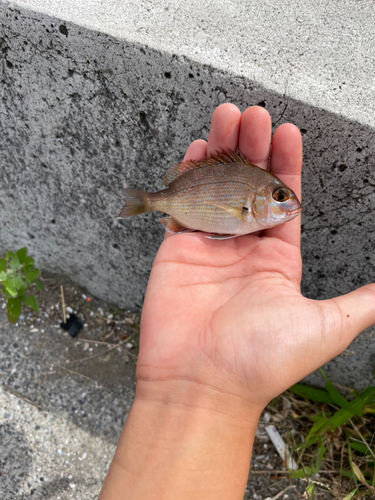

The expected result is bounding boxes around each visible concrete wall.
[0,0,374,388]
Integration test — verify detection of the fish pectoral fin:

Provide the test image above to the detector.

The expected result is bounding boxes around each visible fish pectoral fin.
[204,202,243,219]
[159,217,193,234]
[205,233,240,240]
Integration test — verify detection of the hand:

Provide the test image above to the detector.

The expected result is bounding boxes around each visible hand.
[99,104,375,500]
[138,103,375,409]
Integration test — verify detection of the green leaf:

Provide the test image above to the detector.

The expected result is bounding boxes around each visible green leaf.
[323,382,364,415]
[25,293,39,313]
[305,415,328,444]
[24,256,35,271]
[290,384,334,404]
[7,297,21,323]
[25,269,40,283]
[5,274,23,293]
[358,386,375,406]
[2,283,12,299]
[4,279,18,297]
[0,258,6,273]
[8,252,20,270]
[16,247,27,264]
[0,271,8,282]
[18,293,27,303]
[342,488,359,500]
[349,442,371,454]
[341,470,356,480]
[34,279,43,291]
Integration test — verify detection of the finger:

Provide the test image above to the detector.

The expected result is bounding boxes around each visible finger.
[207,103,241,156]
[263,124,302,247]
[318,284,375,361]
[183,139,207,161]
[238,106,272,170]
[164,140,208,240]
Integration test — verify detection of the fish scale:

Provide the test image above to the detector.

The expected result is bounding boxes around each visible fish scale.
[118,152,302,238]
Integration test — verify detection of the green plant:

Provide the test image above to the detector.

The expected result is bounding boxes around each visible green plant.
[287,369,375,499]
[0,248,43,323]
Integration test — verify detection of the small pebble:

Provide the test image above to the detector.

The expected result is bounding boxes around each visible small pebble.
[263,411,271,424]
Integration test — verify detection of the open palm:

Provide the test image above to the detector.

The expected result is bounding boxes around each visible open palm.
[137,104,375,409]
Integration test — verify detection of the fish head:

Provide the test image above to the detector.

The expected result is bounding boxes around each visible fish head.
[247,178,302,227]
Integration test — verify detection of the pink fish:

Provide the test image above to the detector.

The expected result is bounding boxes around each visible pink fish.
[118,152,301,239]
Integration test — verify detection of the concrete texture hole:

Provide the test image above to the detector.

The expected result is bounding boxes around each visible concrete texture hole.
[50,220,55,224]
[356,147,362,152]
[331,229,338,235]
[139,111,147,123]
[338,164,347,172]
[364,179,368,184]
[189,73,194,78]
[6,60,13,69]
[164,72,171,78]
[59,24,68,37]
[257,101,266,107]
[112,243,120,250]
[300,128,307,135]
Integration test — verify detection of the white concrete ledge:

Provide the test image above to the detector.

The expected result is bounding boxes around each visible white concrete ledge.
[9,0,375,128]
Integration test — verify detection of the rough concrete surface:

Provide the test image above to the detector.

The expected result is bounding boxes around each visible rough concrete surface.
[0,0,374,406]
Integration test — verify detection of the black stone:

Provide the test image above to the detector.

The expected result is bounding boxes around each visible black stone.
[60,314,84,337]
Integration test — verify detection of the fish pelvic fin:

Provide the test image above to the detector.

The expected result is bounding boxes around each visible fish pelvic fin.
[118,189,150,218]
[163,150,253,186]
[205,234,240,240]
[159,216,194,234]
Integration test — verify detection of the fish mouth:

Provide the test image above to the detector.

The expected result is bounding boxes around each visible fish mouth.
[287,207,303,217]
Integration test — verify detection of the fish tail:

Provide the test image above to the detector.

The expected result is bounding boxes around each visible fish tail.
[118,189,150,218]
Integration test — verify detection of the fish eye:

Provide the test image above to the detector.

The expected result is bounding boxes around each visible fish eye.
[272,188,290,203]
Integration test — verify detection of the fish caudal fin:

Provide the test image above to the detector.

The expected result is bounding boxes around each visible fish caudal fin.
[118,189,149,218]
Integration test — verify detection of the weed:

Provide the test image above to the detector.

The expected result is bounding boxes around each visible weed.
[284,369,375,499]
[0,248,43,323]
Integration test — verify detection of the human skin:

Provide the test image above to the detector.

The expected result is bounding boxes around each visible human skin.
[98,104,375,499]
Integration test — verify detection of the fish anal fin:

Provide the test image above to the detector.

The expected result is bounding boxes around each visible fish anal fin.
[163,150,253,186]
[159,217,193,234]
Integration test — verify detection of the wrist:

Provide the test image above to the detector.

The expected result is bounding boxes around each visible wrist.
[99,379,262,500]
[135,377,263,424]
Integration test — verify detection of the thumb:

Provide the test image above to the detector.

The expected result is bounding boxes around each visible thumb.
[318,284,375,358]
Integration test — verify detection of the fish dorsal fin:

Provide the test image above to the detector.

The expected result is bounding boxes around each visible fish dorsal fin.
[163,151,251,186]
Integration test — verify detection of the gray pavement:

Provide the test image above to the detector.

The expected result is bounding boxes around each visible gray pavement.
[0,309,135,499]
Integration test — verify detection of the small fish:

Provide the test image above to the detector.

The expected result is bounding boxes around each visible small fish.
[118,151,301,239]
